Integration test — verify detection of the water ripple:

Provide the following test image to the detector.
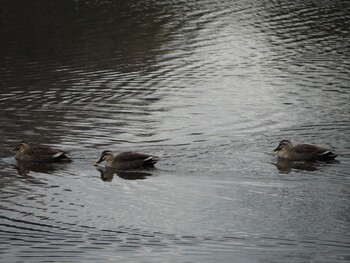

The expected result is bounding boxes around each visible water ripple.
[0,0,350,262]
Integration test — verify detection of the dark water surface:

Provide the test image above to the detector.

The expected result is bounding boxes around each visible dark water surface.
[1,1,350,262]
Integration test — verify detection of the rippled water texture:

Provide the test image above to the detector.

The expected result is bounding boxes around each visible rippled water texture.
[0,1,350,262]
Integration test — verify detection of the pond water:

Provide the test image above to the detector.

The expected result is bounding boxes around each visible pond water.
[0,1,349,262]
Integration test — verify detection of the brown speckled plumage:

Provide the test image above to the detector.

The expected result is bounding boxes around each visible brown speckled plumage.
[12,141,71,163]
[273,140,337,161]
[94,150,159,170]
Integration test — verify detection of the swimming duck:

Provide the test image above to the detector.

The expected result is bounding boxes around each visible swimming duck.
[94,150,159,170]
[273,139,337,161]
[12,141,71,163]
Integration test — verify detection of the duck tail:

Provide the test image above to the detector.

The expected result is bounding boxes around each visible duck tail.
[143,156,159,167]
[319,151,337,160]
[55,153,72,162]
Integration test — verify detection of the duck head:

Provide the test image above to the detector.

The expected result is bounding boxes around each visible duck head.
[12,141,30,153]
[94,150,115,166]
[273,140,293,153]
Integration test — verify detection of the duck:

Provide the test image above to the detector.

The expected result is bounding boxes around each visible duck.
[12,141,71,163]
[94,150,159,170]
[273,139,337,162]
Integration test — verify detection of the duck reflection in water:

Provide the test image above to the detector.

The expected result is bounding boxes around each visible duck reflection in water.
[272,158,318,174]
[13,160,61,176]
[10,141,71,176]
[272,157,339,174]
[96,166,153,182]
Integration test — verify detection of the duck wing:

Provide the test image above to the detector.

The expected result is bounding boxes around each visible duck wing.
[114,152,159,169]
[293,144,337,161]
[27,144,70,162]
[115,152,159,162]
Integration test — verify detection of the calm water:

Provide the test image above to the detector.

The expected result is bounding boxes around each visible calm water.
[1,1,350,262]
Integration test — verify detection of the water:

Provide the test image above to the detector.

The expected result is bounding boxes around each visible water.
[0,1,349,262]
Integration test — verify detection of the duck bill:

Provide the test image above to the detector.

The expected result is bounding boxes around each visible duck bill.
[10,148,17,152]
[95,156,104,164]
[272,147,279,152]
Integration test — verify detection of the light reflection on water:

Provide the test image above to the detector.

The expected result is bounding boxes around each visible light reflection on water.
[0,0,349,262]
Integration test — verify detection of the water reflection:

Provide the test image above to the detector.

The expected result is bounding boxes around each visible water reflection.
[271,158,318,174]
[271,158,340,174]
[0,0,171,150]
[0,0,349,262]
[13,160,65,176]
[96,167,153,182]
